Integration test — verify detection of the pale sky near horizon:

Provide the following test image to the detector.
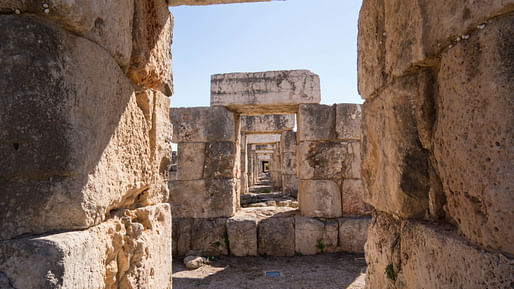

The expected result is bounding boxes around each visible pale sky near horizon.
[168,0,363,108]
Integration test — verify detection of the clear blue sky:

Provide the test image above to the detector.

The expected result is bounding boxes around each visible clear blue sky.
[169,0,363,107]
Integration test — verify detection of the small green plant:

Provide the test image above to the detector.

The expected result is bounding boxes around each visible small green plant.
[295,252,303,256]
[261,188,271,194]
[385,264,396,281]
[316,238,326,253]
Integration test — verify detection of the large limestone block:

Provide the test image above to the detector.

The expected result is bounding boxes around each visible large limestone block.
[335,103,362,140]
[364,211,401,289]
[176,142,205,180]
[172,218,192,256]
[357,0,386,99]
[258,217,295,256]
[280,130,297,153]
[170,106,236,142]
[0,204,172,289]
[128,0,173,92]
[281,152,297,175]
[434,15,514,255]
[346,142,362,179]
[191,218,228,256]
[241,114,295,133]
[169,179,236,218]
[299,180,342,218]
[298,104,336,141]
[0,0,133,68]
[211,70,321,113]
[397,221,514,289]
[294,217,338,255]
[298,141,350,181]
[226,213,258,256]
[246,134,281,144]
[0,16,164,240]
[338,217,370,253]
[204,141,238,179]
[358,0,514,98]
[342,179,371,216]
[361,73,431,218]
[282,174,299,197]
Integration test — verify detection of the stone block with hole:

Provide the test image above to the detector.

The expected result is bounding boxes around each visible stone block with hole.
[297,141,350,181]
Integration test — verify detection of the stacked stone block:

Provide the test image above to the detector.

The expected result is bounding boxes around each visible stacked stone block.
[169,107,239,219]
[297,103,370,218]
[0,0,173,287]
[281,130,299,197]
[172,210,369,257]
[358,0,514,287]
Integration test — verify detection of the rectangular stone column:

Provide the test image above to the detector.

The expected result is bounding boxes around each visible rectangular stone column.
[281,130,299,197]
[169,107,239,218]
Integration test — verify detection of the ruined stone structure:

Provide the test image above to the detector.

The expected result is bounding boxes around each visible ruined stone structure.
[170,70,371,257]
[0,0,173,288]
[1,0,512,288]
[359,1,514,288]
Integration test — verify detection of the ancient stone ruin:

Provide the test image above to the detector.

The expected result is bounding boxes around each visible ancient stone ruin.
[0,0,512,288]
[169,70,370,257]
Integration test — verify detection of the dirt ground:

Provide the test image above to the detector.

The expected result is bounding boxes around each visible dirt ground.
[172,253,367,289]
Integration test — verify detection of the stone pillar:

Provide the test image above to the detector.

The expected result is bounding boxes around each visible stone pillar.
[281,130,299,197]
[0,1,173,287]
[270,142,282,188]
[358,0,514,287]
[169,107,239,218]
[297,104,369,219]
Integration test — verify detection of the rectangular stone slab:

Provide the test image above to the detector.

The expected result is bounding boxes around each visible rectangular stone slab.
[240,114,295,133]
[211,70,321,114]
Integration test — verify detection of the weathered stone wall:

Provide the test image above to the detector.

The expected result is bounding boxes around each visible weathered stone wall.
[169,107,240,218]
[297,103,370,218]
[358,0,514,287]
[0,0,173,287]
[173,212,370,257]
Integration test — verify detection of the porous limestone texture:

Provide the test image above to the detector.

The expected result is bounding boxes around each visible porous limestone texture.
[433,15,514,255]
[129,0,173,93]
[241,114,295,133]
[365,212,514,289]
[0,15,169,240]
[0,0,134,68]
[211,70,321,114]
[359,1,514,287]
[0,204,172,289]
